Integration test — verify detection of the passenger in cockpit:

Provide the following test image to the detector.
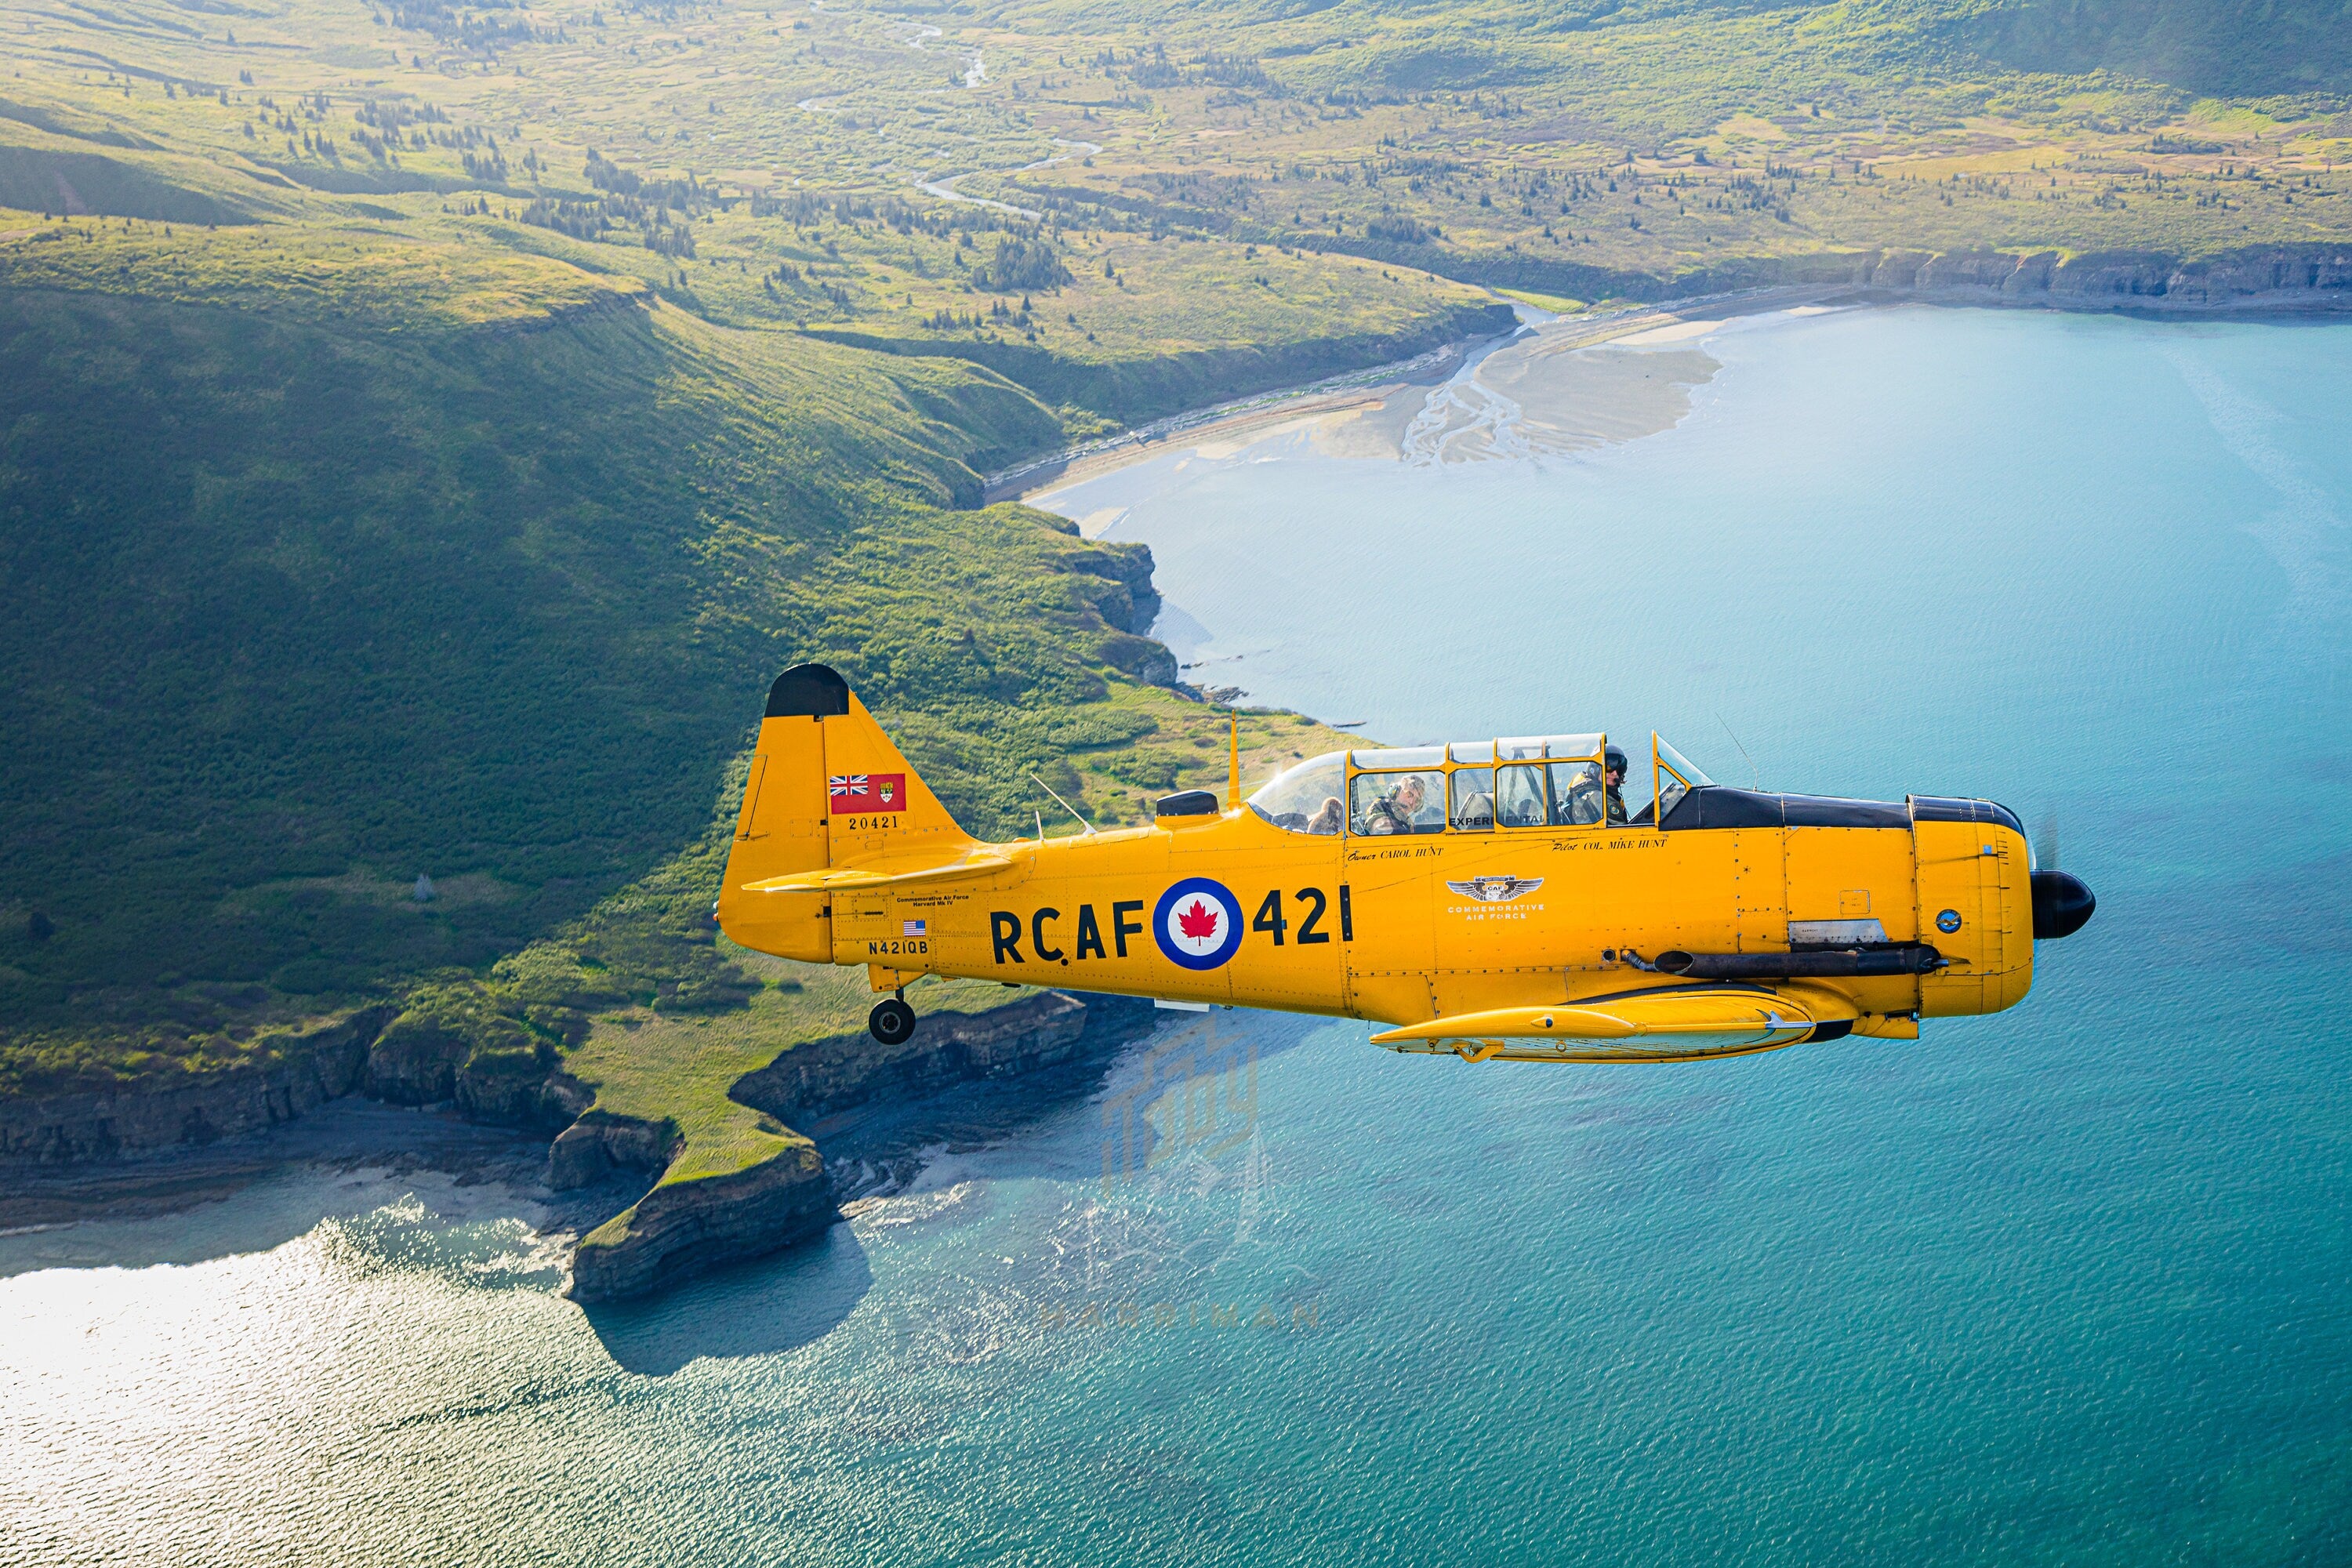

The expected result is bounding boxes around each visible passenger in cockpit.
[1363,775,1428,835]
[1305,797,1344,836]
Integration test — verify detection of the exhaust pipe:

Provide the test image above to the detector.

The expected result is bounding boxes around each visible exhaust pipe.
[1635,945,1947,981]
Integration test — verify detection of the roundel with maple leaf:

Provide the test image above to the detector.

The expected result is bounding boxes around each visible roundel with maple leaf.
[1152,877,1245,971]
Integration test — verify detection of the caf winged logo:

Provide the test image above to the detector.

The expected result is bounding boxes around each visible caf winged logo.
[1447,875,1544,904]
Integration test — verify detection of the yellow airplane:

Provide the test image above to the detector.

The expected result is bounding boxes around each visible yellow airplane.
[717,664,2095,1062]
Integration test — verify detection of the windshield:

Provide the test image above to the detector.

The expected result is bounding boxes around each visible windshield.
[1246,751,1346,835]
[1655,735,1714,820]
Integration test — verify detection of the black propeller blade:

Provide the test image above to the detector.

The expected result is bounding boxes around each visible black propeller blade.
[2031,808,2092,938]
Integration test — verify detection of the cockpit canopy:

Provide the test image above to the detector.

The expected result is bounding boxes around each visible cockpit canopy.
[1244,751,1349,834]
[1246,735,1711,836]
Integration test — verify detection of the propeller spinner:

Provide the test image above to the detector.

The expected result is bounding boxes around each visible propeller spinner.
[2029,810,2094,939]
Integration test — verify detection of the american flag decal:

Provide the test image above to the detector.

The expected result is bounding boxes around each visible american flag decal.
[829,772,906,815]
[902,920,927,938]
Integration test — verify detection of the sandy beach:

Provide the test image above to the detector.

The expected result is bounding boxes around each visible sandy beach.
[1002,285,1854,524]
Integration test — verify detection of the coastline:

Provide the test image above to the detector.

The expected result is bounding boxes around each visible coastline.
[1,986,1167,1303]
[566,989,1160,1303]
[978,327,1441,503]
[999,261,2352,510]
[979,336,1476,504]
[1000,283,1853,510]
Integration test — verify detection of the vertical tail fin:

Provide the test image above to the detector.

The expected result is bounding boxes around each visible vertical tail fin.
[716,663,973,960]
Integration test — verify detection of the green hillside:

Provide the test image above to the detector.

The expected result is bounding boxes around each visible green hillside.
[960,0,2352,298]
[2,0,2348,1105]
[0,267,1107,1056]
[0,0,1514,1088]
[0,243,1398,1089]
[1955,0,2352,99]
[984,0,2352,100]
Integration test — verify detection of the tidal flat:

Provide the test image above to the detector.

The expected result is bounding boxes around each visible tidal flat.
[1034,296,1753,532]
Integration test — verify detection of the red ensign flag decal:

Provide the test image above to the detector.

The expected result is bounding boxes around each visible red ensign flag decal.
[829,773,906,815]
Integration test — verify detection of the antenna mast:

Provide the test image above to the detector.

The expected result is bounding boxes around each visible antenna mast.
[1226,713,1241,810]
[1715,710,1761,792]
[1029,771,1098,836]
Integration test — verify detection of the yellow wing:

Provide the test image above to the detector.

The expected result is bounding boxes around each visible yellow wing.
[1370,984,1861,1063]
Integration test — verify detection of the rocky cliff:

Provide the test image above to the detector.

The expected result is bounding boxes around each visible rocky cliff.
[0,996,594,1163]
[1312,234,2352,314]
[1846,244,2352,308]
[731,989,1097,1124]
[3,982,1160,1301]
[564,990,1157,1303]
[0,1007,394,1161]
[546,1100,670,1190]
[568,1135,833,1305]
[1656,241,2352,310]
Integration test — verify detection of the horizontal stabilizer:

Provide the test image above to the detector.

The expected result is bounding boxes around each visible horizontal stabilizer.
[744,849,1013,895]
[1370,985,1859,1063]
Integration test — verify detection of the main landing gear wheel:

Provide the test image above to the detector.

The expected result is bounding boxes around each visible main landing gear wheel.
[868,996,916,1045]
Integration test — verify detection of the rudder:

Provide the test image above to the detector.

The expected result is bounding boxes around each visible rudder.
[716,662,972,960]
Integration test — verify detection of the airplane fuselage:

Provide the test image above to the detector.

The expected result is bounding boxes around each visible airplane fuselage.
[803,797,2031,1034]
[716,666,2091,1061]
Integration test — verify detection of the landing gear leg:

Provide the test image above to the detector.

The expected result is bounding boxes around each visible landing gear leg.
[869,996,916,1045]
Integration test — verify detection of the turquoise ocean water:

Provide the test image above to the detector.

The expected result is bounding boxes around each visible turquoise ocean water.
[5,305,2348,1566]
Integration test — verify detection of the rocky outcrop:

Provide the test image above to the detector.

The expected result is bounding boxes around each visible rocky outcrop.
[731,989,1100,1124]
[1824,243,2352,311]
[569,1138,833,1304]
[564,990,1127,1222]
[547,1105,675,1191]
[1861,243,2352,307]
[451,1045,567,1127]
[1331,237,2352,317]
[1092,630,1182,688]
[562,990,1160,1301]
[1047,540,1163,636]
[359,1012,472,1107]
[0,1007,394,1161]
[359,996,575,1132]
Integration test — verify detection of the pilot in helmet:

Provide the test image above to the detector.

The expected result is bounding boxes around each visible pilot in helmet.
[1602,746,1632,826]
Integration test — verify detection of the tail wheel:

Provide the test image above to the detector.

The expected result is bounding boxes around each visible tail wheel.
[868,997,916,1045]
